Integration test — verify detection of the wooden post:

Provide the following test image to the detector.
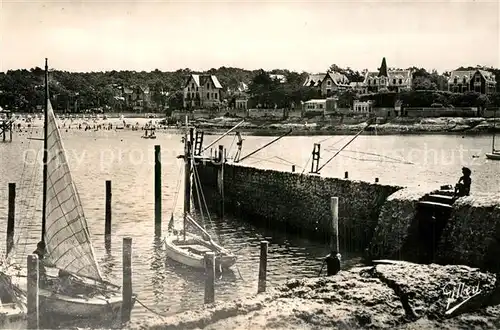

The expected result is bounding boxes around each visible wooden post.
[344,171,348,179]
[6,183,15,256]
[27,254,39,330]
[326,197,341,276]
[105,180,112,250]
[375,177,379,183]
[155,145,162,236]
[122,237,133,325]
[257,240,268,293]
[218,145,224,163]
[204,252,215,304]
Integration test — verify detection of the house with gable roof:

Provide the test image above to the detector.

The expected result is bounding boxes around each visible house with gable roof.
[303,71,350,97]
[363,57,412,93]
[183,74,223,109]
[447,69,496,95]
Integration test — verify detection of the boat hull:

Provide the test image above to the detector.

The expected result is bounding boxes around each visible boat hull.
[0,304,26,330]
[486,152,500,160]
[38,289,135,319]
[163,232,237,270]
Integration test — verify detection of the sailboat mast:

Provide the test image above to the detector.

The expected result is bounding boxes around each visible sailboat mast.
[183,127,193,240]
[493,107,496,153]
[41,58,49,242]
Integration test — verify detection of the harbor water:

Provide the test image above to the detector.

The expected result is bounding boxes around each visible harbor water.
[0,126,498,326]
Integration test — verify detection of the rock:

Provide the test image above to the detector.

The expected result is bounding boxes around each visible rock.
[127,263,500,330]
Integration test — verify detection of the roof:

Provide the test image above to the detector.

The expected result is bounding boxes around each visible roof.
[303,74,326,87]
[269,74,286,83]
[363,69,412,85]
[186,74,223,89]
[323,71,350,86]
[448,69,496,84]
[304,99,327,104]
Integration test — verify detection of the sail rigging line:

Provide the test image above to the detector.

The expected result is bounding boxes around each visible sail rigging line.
[42,58,49,242]
[322,148,415,165]
[169,162,184,220]
[191,157,216,233]
[317,120,373,172]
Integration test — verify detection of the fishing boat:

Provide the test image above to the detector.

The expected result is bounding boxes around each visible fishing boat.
[0,270,26,329]
[10,59,136,320]
[163,123,236,271]
[141,126,157,139]
[486,108,500,160]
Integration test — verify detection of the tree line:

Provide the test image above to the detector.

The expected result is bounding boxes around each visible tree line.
[0,64,499,113]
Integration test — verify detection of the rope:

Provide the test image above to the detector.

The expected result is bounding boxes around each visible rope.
[136,297,170,318]
[169,162,183,220]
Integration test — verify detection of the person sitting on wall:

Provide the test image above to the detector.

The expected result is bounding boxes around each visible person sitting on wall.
[454,167,472,198]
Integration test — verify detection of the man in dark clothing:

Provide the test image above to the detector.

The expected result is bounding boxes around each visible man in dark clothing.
[33,241,48,284]
[324,251,342,276]
[454,167,472,198]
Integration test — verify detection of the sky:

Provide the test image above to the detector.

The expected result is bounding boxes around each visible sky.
[0,0,499,73]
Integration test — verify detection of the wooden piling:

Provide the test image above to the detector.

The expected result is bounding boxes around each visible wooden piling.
[105,180,112,249]
[27,254,39,330]
[257,240,268,293]
[122,237,133,325]
[218,145,224,162]
[204,252,215,304]
[154,145,162,236]
[344,171,348,179]
[6,183,15,256]
[330,197,339,253]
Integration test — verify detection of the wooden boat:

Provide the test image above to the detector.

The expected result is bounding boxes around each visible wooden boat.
[141,127,157,139]
[486,108,499,160]
[0,271,26,329]
[163,121,236,270]
[10,59,136,321]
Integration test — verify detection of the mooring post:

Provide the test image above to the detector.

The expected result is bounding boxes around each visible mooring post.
[105,180,112,250]
[375,177,379,183]
[154,145,162,236]
[257,240,268,293]
[344,171,348,179]
[218,145,224,163]
[27,254,39,330]
[122,237,133,325]
[325,197,341,276]
[204,252,215,304]
[7,183,15,256]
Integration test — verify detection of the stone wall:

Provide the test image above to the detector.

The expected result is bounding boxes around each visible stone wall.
[196,162,402,251]
[436,193,500,272]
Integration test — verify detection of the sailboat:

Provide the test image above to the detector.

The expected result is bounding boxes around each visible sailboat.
[162,123,237,270]
[486,108,500,160]
[0,269,26,329]
[10,59,136,320]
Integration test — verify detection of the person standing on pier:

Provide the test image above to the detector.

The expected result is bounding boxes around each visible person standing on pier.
[454,167,472,198]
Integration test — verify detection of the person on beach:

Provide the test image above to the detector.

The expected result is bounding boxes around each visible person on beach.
[454,167,471,198]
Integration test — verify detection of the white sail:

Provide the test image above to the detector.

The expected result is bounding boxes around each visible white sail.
[43,100,103,281]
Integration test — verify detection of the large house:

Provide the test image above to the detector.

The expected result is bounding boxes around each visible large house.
[363,57,412,93]
[303,71,350,96]
[183,74,223,108]
[447,69,496,95]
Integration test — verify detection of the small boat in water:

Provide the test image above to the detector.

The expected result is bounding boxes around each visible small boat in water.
[8,59,136,322]
[141,127,156,139]
[163,121,236,271]
[486,108,499,160]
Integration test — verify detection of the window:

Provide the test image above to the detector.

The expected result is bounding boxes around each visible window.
[207,83,210,89]
[393,79,396,84]
[187,87,190,92]
[399,79,402,84]
[207,93,210,99]
[319,104,323,109]
[327,80,331,86]
[463,77,467,84]
[215,93,218,99]
[196,87,199,91]
[192,83,194,89]
[191,92,194,98]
